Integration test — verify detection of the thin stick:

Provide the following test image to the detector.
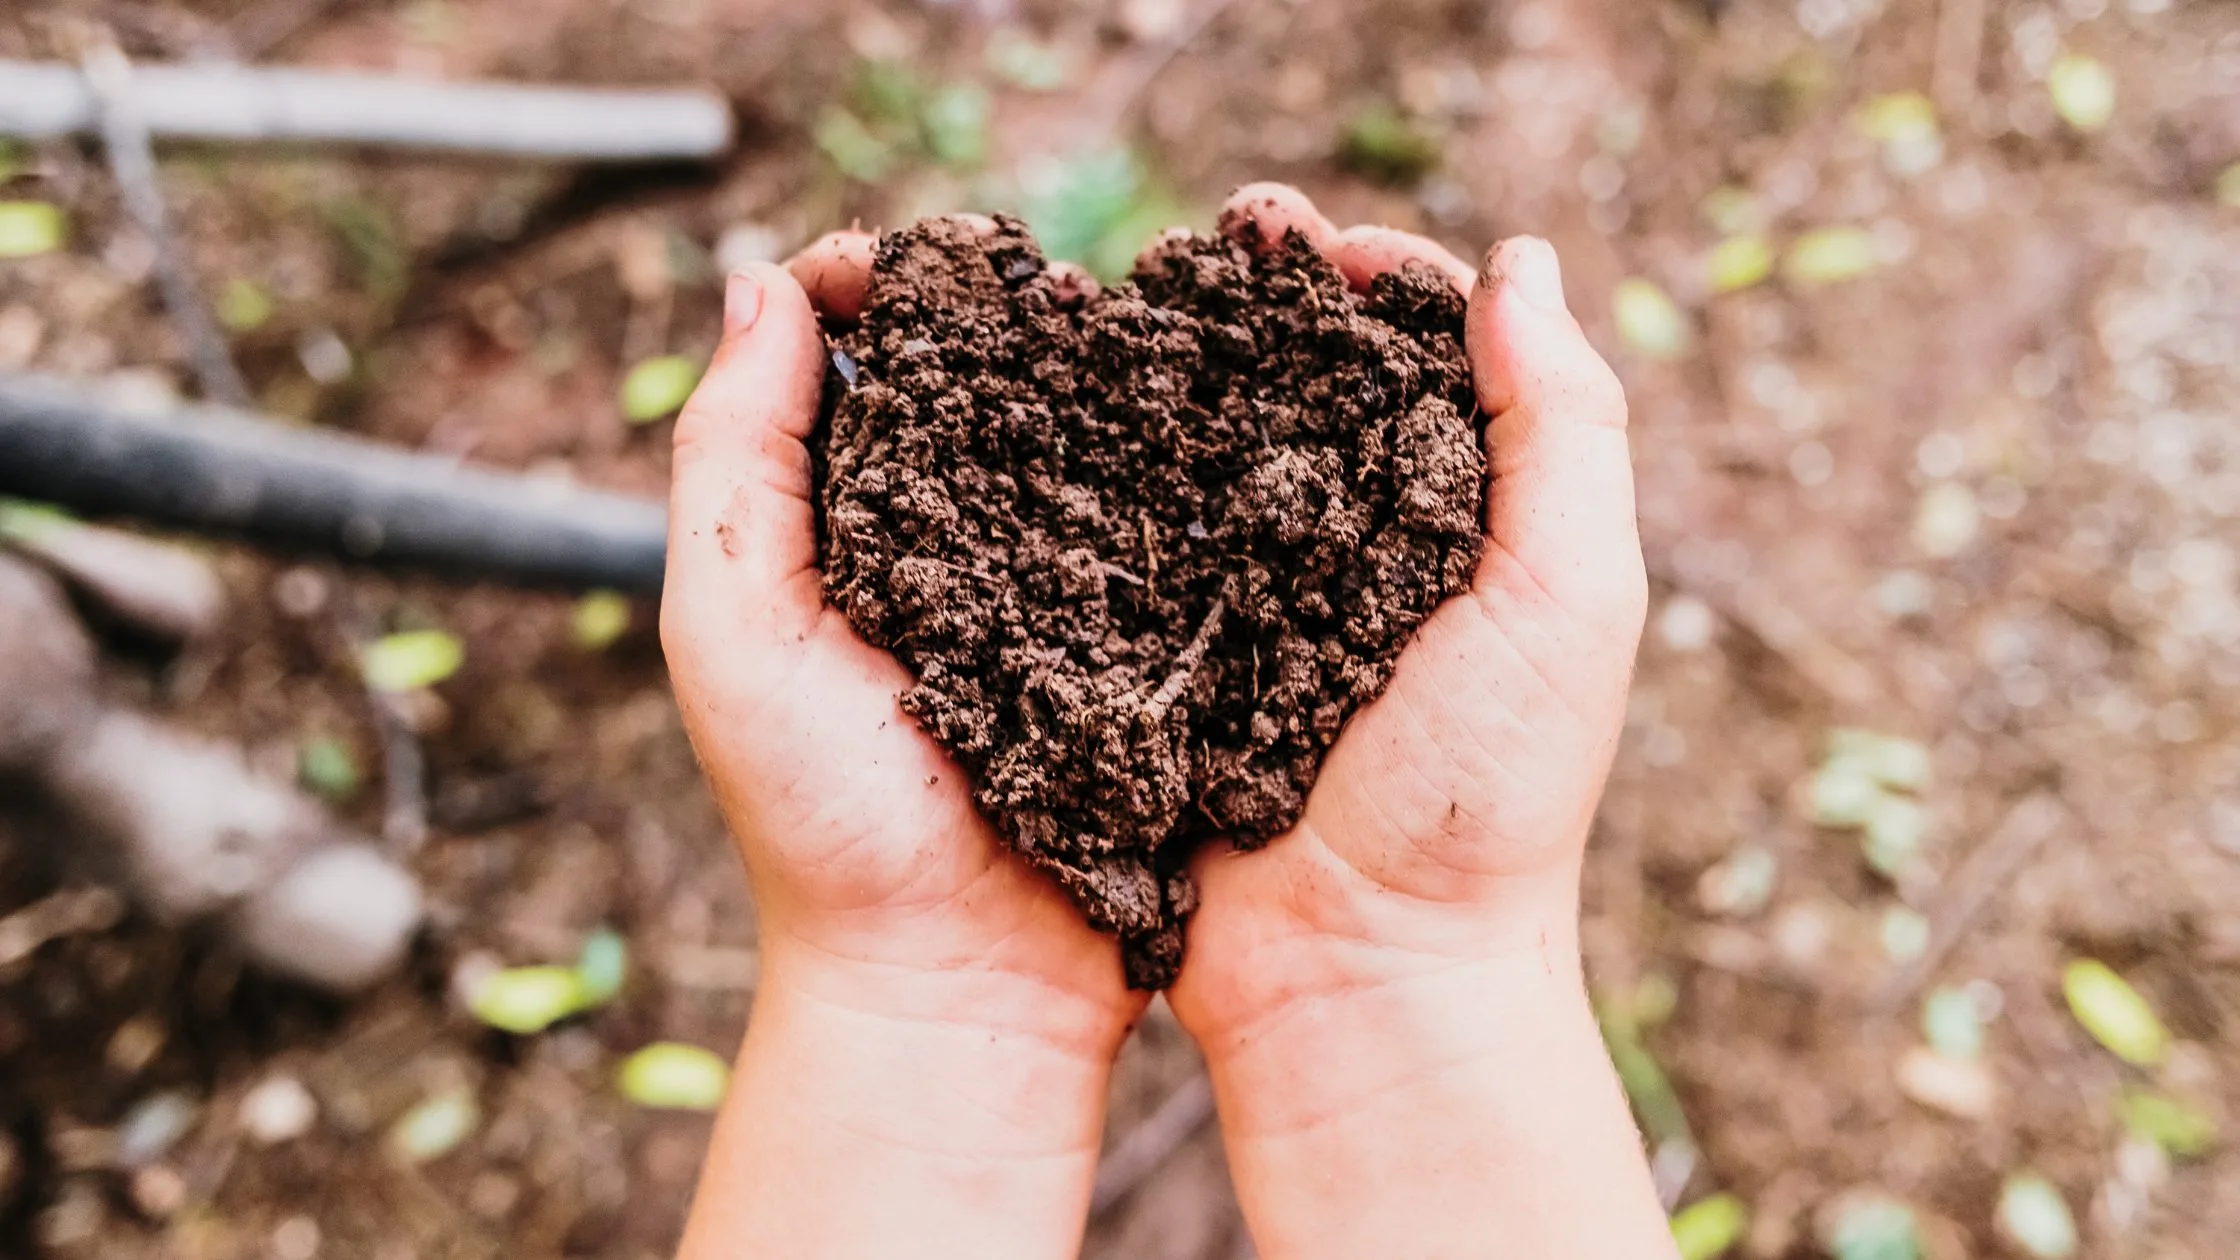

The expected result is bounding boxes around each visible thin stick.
[1874,794,2065,1014]
[1147,598,1227,718]
[0,59,734,162]
[1090,1072,1217,1215]
[82,43,252,408]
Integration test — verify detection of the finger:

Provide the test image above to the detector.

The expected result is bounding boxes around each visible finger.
[1328,224,1476,295]
[788,231,876,322]
[1464,237,1646,634]
[1047,260,1102,303]
[1217,182,1336,256]
[664,263,830,649]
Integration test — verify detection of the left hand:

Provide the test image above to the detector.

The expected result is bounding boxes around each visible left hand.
[660,239,1151,1061]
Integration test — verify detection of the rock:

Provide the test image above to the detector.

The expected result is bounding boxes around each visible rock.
[1895,1046,1996,1120]
[233,845,424,992]
[239,1075,319,1145]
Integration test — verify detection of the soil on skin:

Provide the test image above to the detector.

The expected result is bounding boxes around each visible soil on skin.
[816,215,1483,987]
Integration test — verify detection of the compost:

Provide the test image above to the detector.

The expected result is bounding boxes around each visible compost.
[817,214,1484,987]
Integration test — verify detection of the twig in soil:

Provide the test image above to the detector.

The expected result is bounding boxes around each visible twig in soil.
[1147,598,1227,719]
[1090,1072,1217,1216]
[1104,0,1255,129]
[1933,0,1988,116]
[0,374,670,592]
[219,0,353,60]
[1874,793,2066,1015]
[0,58,734,161]
[333,587,430,853]
[81,42,252,408]
[1643,540,1880,711]
[0,887,127,968]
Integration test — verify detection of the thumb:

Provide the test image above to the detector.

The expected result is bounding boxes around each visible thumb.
[1464,237,1647,637]
[662,263,830,662]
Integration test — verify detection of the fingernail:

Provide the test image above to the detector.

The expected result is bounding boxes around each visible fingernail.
[724,270,766,339]
[1482,238,1568,316]
[1507,238,1568,314]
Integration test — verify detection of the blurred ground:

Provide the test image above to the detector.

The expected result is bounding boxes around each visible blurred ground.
[2,0,2238,1257]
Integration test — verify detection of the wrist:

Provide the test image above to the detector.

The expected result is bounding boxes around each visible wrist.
[1191,911,1594,1139]
[678,945,1119,1260]
[746,959,1115,1160]
[759,931,1137,1074]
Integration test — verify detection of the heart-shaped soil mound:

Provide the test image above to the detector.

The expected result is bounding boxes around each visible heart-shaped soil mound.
[816,215,1484,987]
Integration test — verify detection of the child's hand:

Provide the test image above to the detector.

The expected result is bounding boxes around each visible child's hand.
[661,248,1146,1259]
[662,249,1148,1050]
[1164,182,1646,1051]
[1161,185,1673,1260]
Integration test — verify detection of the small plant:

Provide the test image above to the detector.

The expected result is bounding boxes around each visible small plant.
[1340,101,1441,185]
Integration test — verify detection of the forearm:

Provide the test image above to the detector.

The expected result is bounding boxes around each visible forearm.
[678,952,1113,1260]
[1204,913,1676,1260]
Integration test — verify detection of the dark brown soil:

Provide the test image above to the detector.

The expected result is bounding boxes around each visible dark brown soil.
[816,216,1483,987]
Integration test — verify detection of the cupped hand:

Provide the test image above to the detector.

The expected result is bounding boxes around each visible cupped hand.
[659,235,1149,1058]
[1162,185,1648,1049]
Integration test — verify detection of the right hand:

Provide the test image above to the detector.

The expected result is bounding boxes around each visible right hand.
[1163,182,1648,1094]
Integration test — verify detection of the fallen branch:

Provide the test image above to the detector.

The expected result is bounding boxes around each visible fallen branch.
[0,58,734,162]
[1874,793,2066,1014]
[82,43,252,408]
[1090,1072,1216,1215]
[0,374,669,592]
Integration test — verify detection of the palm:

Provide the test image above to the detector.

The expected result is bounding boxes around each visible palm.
[681,596,1135,999]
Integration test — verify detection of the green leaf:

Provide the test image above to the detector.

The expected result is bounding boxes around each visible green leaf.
[2048,53,2115,133]
[1339,102,1442,186]
[1880,906,1930,962]
[1857,92,1938,144]
[576,927,629,1006]
[814,107,896,183]
[2121,1089,2217,1159]
[1612,278,1691,360]
[987,29,1074,91]
[1825,730,1933,792]
[617,1042,730,1111]
[1809,760,1883,828]
[1698,186,1760,236]
[0,201,67,258]
[1863,795,1930,878]
[1784,226,1877,286]
[297,736,362,802]
[1857,91,1942,176]
[218,278,275,332]
[469,966,590,1035]
[1671,1193,1748,1260]
[388,1088,478,1163]
[1829,1198,1921,1260]
[323,196,408,302]
[1599,1015,1690,1145]
[0,498,76,545]
[852,58,926,125]
[2062,959,2168,1067]
[620,355,702,424]
[571,590,632,651]
[1998,1174,2077,1259]
[361,629,464,693]
[0,139,24,184]
[1706,235,1774,294]
[921,84,992,168]
[1922,986,1984,1059]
